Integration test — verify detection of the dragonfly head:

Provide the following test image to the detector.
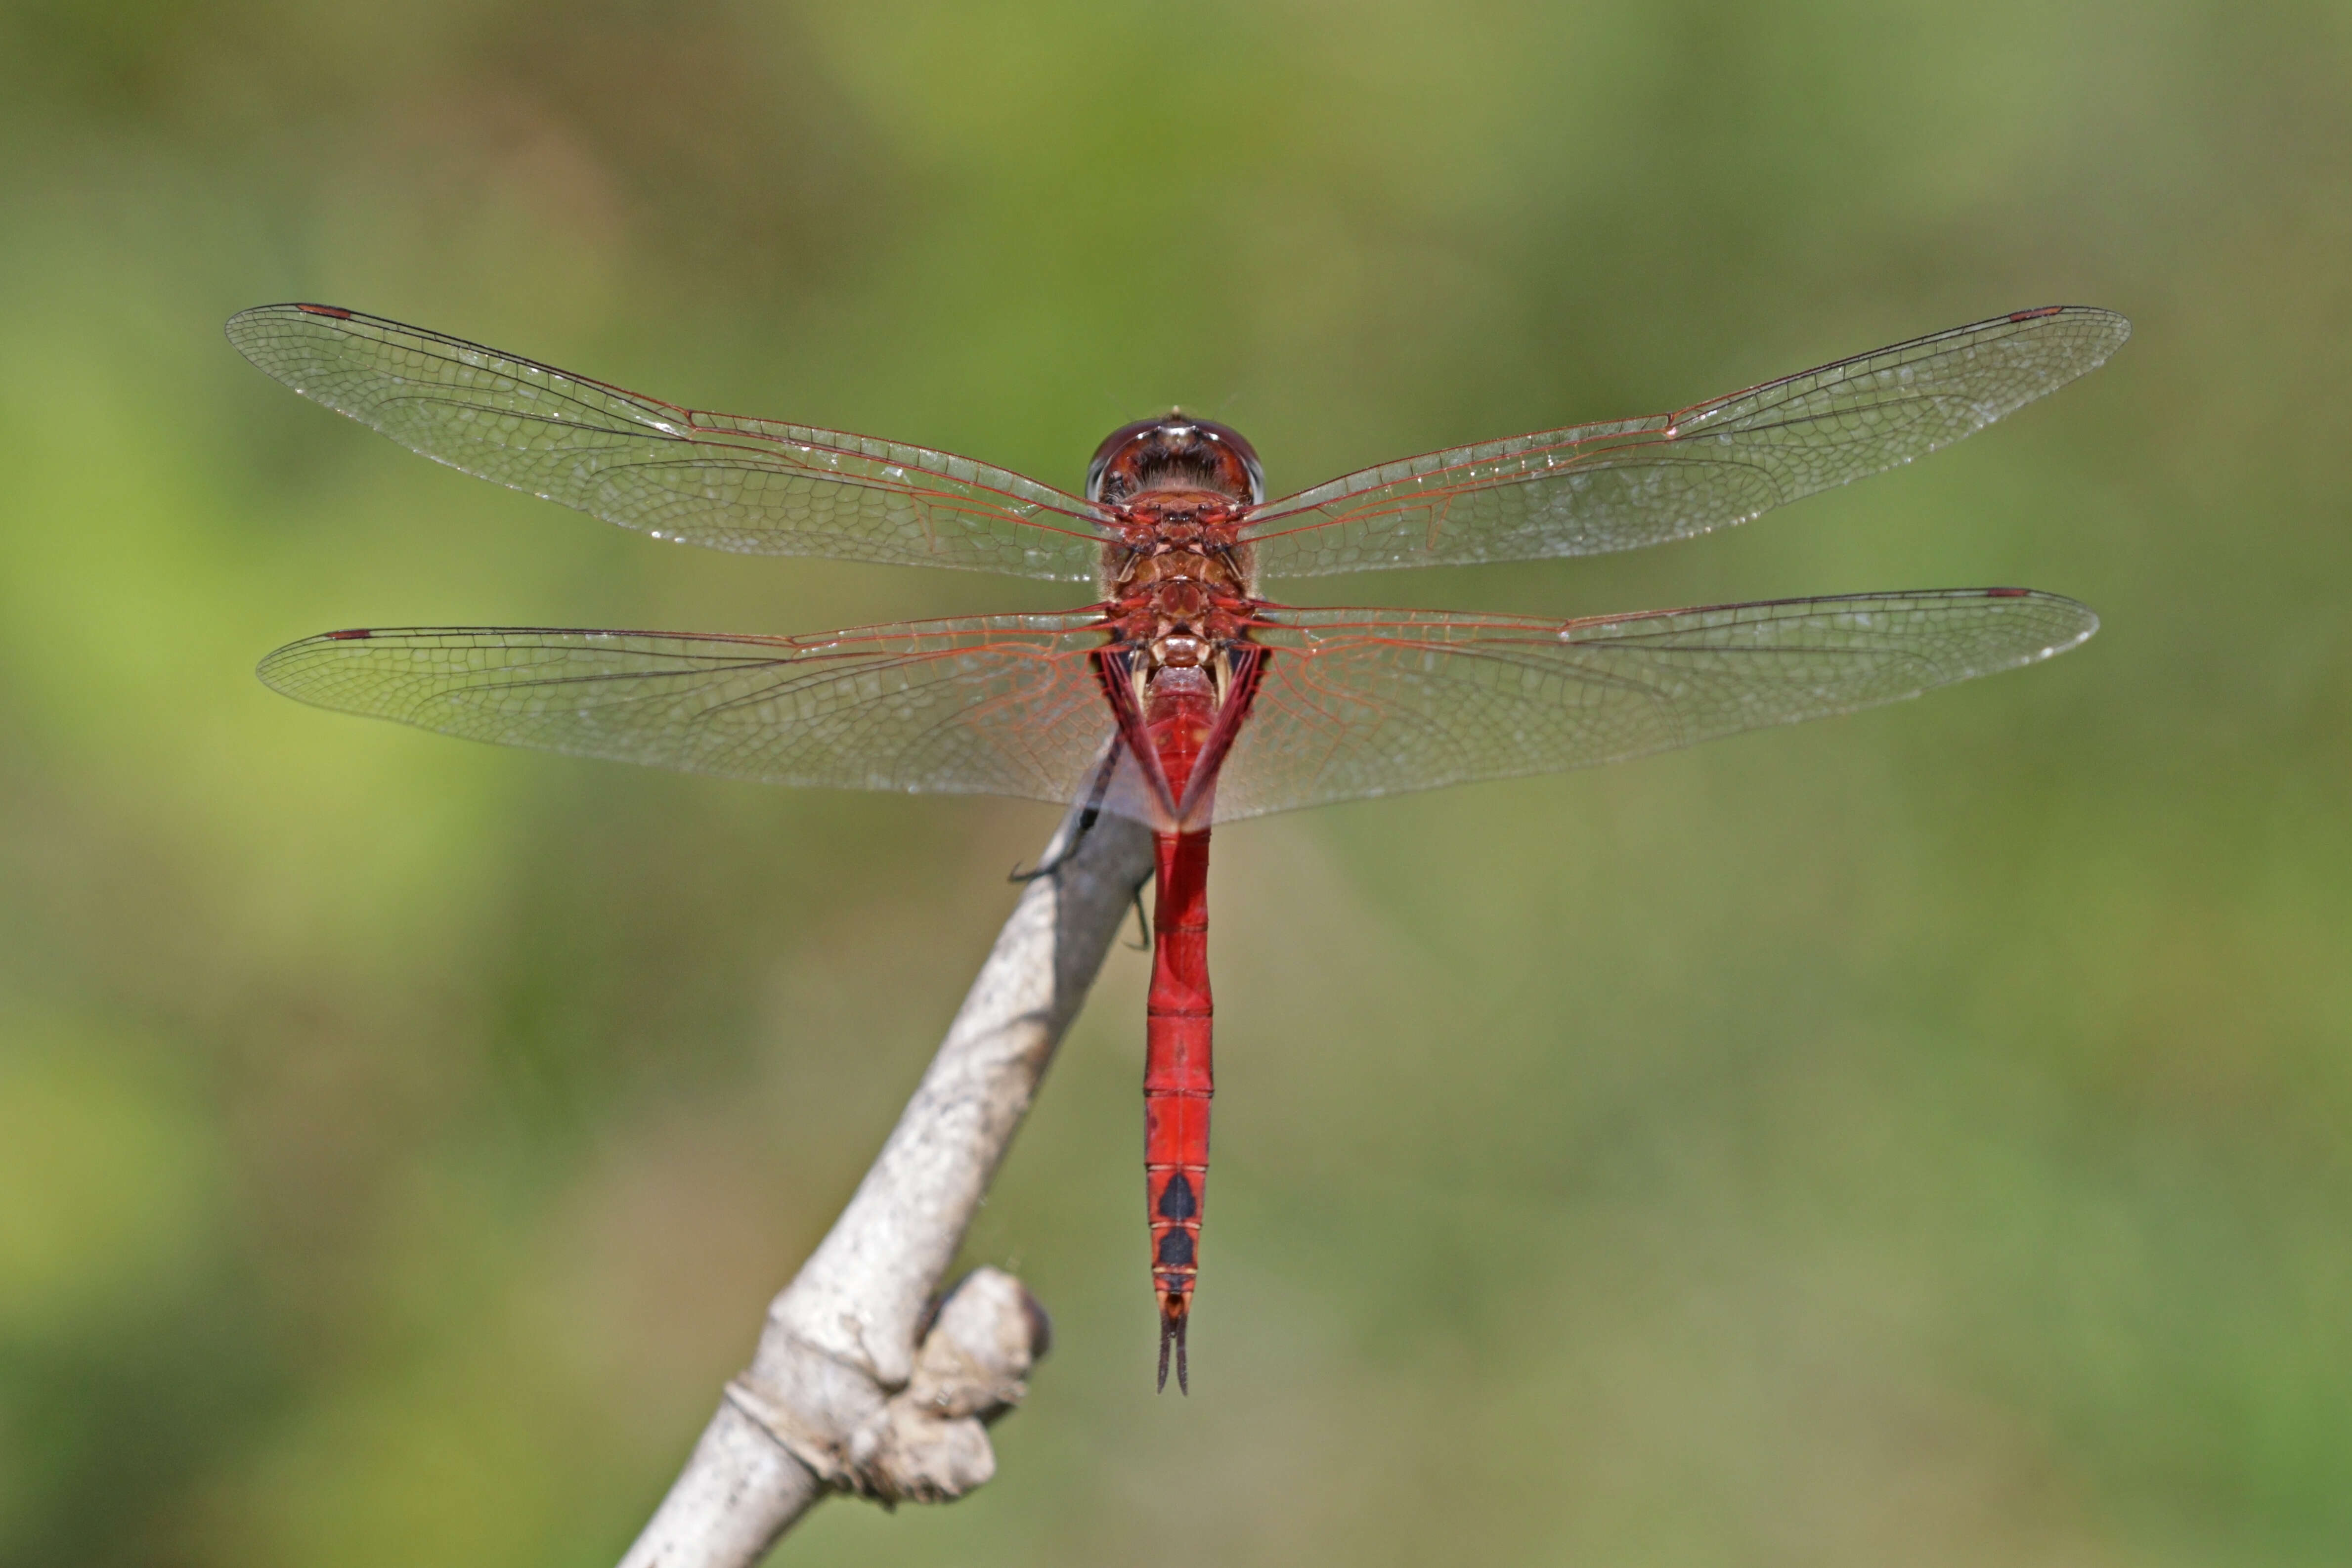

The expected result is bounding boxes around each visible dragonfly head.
[1087,414,1264,508]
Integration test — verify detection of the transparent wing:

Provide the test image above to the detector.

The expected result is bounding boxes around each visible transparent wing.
[227,305,1113,581]
[1243,307,2129,578]
[258,614,1119,805]
[1210,590,2096,820]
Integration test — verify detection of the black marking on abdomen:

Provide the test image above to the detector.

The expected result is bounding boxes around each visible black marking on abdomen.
[1156,1228,1196,1268]
[1156,1172,1198,1220]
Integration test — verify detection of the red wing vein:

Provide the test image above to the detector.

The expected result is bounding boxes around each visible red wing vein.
[1208,591,2096,820]
[227,304,1113,580]
[257,622,1115,806]
[1243,307,2128,576]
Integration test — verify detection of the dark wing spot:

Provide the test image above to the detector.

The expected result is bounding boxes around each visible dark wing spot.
[296,304,354,319]
[2007,305,2064,321]
[327,628,374,640]
[1156,1228,1196,1268]
[1156,1173,1197,1220]
[1985,587,2030,598]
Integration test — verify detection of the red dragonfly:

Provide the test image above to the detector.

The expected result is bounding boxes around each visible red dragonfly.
[231,301,2125,1391]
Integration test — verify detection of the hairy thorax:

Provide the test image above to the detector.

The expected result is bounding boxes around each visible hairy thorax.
[1084,414,1267,719]
[1100,488,1257,680]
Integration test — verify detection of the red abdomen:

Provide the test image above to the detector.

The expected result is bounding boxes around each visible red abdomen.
[1145,826,1212,1392]
[1106,631,1260,1394]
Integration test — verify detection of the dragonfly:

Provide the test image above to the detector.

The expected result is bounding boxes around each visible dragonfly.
[230,300,2125,1391]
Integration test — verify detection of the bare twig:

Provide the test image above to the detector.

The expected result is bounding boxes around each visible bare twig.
[616,806,1157,1567]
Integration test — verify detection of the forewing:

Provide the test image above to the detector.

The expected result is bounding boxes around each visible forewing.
[1210,590,2096,820]
[227,305,1112,580]
[1244,307,2129,577]
[258,614,1117,806]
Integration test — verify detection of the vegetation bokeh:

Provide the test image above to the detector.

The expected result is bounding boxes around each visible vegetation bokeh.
[3,1,2348,1563]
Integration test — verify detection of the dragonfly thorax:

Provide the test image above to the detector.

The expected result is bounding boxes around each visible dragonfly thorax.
[1102,572,1252,697]
[1156,634,1209,669]
[1103,494,1258,603]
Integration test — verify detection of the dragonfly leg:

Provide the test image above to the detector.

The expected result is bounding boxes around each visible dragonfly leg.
[1018,841,1153,938]
[1007,813,1092,882]
[1008,740,1126,882]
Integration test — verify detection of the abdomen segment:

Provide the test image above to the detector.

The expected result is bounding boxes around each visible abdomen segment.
[1144,827,1213,1392]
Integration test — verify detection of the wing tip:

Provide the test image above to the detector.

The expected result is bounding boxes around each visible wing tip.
[1976,586,2099,664]
[2005,302,2133,359]
[225,300,350,338]
[224,303,373,379]
[255,636,333,705]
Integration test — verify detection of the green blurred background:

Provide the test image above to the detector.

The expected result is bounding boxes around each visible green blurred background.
[2,0,2348,1563]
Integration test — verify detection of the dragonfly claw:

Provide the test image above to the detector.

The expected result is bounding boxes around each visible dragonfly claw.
[1009,799,1110,883]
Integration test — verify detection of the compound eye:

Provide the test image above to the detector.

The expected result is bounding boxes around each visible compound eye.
[1087,414,1264,505]
[1192,420,1265,505]
[1232,447,1266,505]
[1087,418,1165,502]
